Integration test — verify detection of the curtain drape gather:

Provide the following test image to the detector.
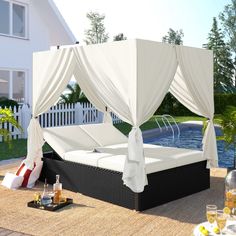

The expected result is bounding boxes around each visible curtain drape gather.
[170,46,218,168]
[25,48,75,168]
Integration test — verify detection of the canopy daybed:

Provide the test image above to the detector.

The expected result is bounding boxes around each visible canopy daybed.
[25,39,217,210]
[40,123,209,211]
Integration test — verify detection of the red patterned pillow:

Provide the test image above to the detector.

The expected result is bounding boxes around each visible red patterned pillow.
[16,162,35,187]
[16,160,43,188]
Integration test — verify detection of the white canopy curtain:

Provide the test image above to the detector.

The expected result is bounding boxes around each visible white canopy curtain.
[169,46,218,168]
[25,48,75,168]
[25,39,217,193]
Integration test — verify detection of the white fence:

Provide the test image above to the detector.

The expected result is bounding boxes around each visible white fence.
[0,102,122,141]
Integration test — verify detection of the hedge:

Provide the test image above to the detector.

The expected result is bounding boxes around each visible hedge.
[155,93,236,116]
[214,93,236,114]
[0,97,19,109]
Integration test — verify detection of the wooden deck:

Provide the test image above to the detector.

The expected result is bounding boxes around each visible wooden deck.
[0,159,232,236]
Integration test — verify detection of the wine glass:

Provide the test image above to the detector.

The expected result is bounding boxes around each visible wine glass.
[216,210,228,235]
[206,205,217,228]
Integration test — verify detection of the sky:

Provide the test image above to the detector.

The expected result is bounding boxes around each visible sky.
[53,0,231,48]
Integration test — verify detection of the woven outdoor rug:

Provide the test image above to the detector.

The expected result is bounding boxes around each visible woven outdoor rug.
[0,227,31,235]
[0,163,227,236]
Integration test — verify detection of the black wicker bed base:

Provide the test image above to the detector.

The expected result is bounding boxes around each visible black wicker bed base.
[40,152,210,211]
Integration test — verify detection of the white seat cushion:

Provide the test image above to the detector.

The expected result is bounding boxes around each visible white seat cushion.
[97,148,204,174]
[95,143,128,155]
[64,145,205,174]
[96,143,161,155]
[144,147,205,174]
[64,150,113,167]
[43,124,205,174]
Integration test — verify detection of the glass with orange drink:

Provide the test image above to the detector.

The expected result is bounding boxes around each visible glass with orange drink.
[225,189,236,217]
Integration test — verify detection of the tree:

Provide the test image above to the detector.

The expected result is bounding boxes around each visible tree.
[162,28,184,45]
[84,11,109,45]
[203,18,235,93]
[161,28,184,112]
[60,83,86,104]
[113,33,127,41]
[219,0,236,88]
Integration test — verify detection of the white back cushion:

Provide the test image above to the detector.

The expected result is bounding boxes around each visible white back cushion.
[80,123,127,146]
[43,125,99,158]
[43,124,127,158]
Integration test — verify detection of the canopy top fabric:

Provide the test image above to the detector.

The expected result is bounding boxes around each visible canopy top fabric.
[25,39,218,193]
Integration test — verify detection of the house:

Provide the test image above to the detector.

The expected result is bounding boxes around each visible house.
[0,0,77,105]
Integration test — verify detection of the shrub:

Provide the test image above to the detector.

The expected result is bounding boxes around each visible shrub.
[156,93,236,116]
[214,94,236,114]
[215,106,236,168]
[0,97,19,109]
[155,93,195,116]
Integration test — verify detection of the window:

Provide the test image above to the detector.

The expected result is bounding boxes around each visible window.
[0,1,10,35]
[0,0,27,38]
[13,3,26,37]
[0,70,10,98]
[0,69,26,103]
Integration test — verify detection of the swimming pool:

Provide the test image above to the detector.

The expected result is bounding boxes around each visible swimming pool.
[143,123,235,168]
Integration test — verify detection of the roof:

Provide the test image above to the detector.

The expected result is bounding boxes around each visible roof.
[32,0,77,46]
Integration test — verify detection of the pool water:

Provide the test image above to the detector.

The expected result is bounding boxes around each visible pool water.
[143,125,235,168]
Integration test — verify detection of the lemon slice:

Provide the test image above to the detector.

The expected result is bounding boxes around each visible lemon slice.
[199,225,205,231]
[202,229,209,236]
[223,206,231,215]
[213,227,220,234]
[226,191,233,199]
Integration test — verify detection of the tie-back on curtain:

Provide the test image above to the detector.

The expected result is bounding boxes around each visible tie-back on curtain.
[170,46,218,168]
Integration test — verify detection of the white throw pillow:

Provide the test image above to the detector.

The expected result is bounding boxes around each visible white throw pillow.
[1,172,24,189]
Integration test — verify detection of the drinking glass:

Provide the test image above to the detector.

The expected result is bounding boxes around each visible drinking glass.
[206,205,217,228]
[33,192,41,204]
[216,210,228,235]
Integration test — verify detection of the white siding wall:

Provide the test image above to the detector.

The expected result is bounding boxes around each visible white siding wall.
[0,0,75,106]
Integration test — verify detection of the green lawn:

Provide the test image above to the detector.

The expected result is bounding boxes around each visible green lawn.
[0,116,204,161]
[0,139,52,161]
[114,115,205,135]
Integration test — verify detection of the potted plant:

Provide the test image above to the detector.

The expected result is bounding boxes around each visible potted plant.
[0,107,22,143]
[216,106,236,217]
[215,105,236,169]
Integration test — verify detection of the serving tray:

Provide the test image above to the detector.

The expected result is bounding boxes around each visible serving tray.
[27,198,73,211]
